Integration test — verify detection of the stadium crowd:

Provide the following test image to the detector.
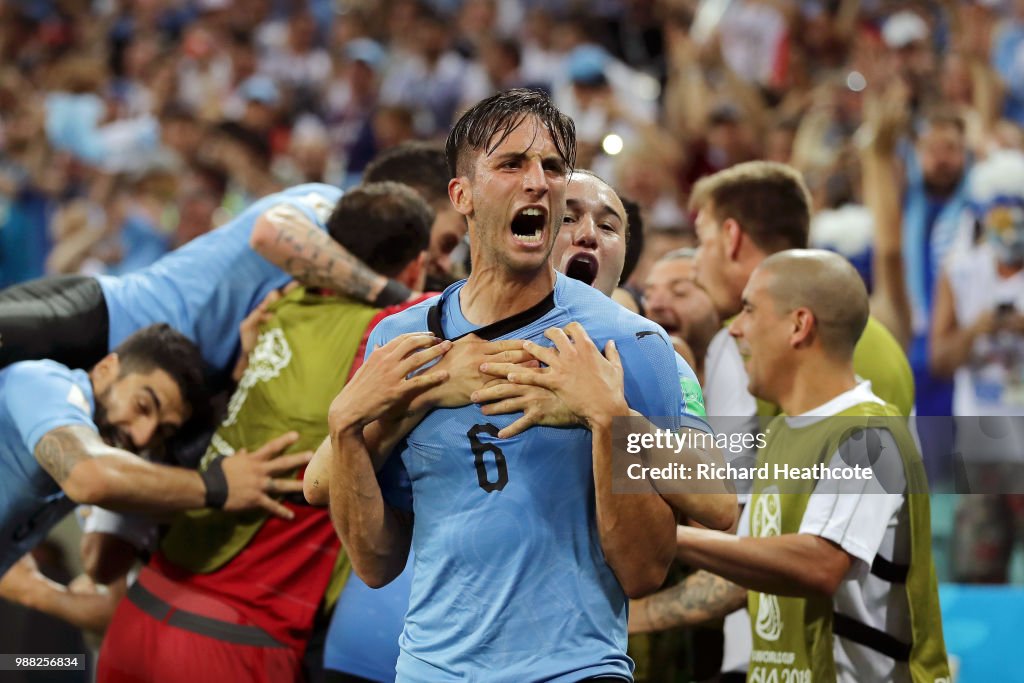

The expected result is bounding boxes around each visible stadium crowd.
[1,0,1023,682]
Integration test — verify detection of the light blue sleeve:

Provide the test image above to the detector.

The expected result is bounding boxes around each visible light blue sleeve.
[277,184,342,230]
[617,330,684,432]
[4,364,96,455]
[674,352,714,434]
[363,312,421,512]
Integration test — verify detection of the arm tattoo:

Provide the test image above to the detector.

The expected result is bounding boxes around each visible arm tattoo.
[34,425,98,484]
[265,205,382,302]
[644,570,746,631]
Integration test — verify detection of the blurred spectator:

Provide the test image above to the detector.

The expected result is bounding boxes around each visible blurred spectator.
[931,150,1024,416]
[258,9,331,110]
[379,3,466,136]
[642,248,720,384]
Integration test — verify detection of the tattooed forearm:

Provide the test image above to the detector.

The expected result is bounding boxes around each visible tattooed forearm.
[263,205,383,303]
[34,425,98,484]
[635,570,746,633]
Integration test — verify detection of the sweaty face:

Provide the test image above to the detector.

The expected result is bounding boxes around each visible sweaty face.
[462,116,568,276]
[551,172,627,296]
[693,205,741,319]
[428,204,468,282]
[728,269,790,403]
[643,257,718,342]
[918,123,966,197]
[94,367,188,452]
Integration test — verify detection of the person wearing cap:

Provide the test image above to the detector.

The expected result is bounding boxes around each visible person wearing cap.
[881,9,936,105]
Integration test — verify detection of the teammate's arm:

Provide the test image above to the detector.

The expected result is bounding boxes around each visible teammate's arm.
[483,332,737,531]
[250,204,411,306]
[506,323,677,598]
[629,569,747,634]
[34,426,312,518]
[305,409,426,506]
[0,554,125,634]
[305,335,531,506]
[672,524,854,598]
[326,333,450,587]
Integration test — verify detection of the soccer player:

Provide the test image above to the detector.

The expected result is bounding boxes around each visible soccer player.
[95,183,435,683]
[362,141,469,290]
[0,182,413,378]
[690,161,915,418]
[629,250,951,683]
[314,169,716,683]
[642,249,720,384]
[327,89,734,681]
[0,323,308,576]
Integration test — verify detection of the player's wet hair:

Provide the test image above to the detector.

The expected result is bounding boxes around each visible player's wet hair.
[364,142,451,207]
[327,181,432,278]
[114,323,210,434]
[445,88,576,178]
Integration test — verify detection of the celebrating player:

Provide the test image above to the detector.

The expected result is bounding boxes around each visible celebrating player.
[630,250,951,683]
[326,89,734,681]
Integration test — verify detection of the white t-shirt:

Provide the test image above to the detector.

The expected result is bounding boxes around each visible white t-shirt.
[703,326,759,673]
[704,327,758,417]
[738,382,912,683]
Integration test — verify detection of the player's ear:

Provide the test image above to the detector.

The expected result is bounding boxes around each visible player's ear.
[91,353,121,392]
[790,307,815,348]
[449,176,473,217]
[723,218,743,261]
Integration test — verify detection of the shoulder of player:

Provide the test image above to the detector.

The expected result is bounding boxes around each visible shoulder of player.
[371,295,439,342]
[252,184,343,222]
[2,359,78,392]
[556,277,668,342]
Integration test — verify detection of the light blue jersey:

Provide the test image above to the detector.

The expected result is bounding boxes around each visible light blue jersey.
[325,553,414,682]
[97,183,341,373]
[368,273,685,682]
[0,360,96,574]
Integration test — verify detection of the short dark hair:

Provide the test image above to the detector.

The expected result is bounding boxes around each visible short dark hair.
[114,324,208,429]
[363,142,450,206]
[326,181,433,278]
[445,88,576,178]
[619,194,644,285]
[569,168,642,284]
[689,161,811,254]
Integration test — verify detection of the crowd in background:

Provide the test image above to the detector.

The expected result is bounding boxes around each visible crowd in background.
[1,0,1023,582]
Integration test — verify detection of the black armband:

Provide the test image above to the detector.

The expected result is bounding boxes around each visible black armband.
[200,456,229,508]
[373,279,412,307]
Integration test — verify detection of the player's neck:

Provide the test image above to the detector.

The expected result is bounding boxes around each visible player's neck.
[777,357,858,416]
[461,264,556,327]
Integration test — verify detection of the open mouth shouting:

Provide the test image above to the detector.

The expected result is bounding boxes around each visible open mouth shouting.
[510,206,548,246]
[564,252,599,286]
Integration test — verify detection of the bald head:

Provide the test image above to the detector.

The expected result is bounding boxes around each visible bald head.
[756,249,869,359]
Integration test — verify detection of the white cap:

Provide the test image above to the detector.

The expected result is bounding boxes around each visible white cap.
[882,11,929,49]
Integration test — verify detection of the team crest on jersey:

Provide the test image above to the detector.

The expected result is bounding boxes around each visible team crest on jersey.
[223,328,292,427]
[66,384,92,416]
[753,487,783,641]
[295,192,335,224]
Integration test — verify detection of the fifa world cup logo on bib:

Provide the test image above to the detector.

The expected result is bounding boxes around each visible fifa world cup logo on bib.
[752,488,783,641]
